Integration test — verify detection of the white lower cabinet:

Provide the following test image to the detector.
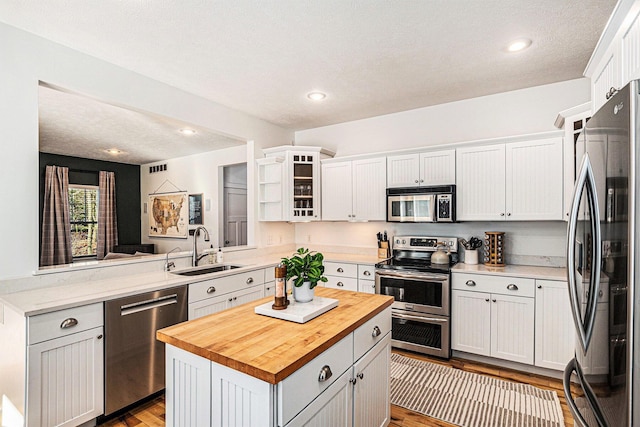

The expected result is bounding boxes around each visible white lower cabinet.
[451,273,535,365]
[323,261,377,294]
[534,280,575,370]
[188,268,267,320]
[26,303,104,427]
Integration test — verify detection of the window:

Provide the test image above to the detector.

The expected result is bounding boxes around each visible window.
[69,185,99,258]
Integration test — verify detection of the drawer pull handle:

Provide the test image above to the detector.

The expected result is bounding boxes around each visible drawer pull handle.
[60,318,78,329]
[337,268,344,273]
[363,270,371,276]
[372,326,381,337]
[537,285,542,289]
[492,299,497,303]
[318,365,333,382]
[357,373,364,380]
[337,282,344,287]
[97,334,103,340]
[207,286,216,294]
[246,277,254,284]
[485,298,490,302]
[507,284,518,291]
[349,377,357,385]
[466,280,476,287]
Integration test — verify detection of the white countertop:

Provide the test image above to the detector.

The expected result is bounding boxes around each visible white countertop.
[0,250,382,317]
[452,263,567,281]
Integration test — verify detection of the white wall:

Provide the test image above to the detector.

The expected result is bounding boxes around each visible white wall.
[0,22,294,281]
[140,145,247,254]
[295,78,590,156]
[294,79,591,265]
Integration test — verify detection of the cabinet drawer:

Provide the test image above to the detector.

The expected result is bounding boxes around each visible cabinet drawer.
[278,333,353,426]
[189,268,266,303]
[354,307,391,362]
[357,264,375,280]
[265,266,276,282]
[324,276,358,292]
[324,261,358,278]
[452,273,535,298]
[28,302,103,345]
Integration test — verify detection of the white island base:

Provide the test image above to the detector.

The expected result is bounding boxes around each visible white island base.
[163,310,391,427]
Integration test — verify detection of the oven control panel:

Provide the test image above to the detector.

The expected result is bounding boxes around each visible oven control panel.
[393,236,458,252]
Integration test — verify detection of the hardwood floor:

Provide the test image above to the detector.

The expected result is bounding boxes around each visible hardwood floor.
[98,350,575,427]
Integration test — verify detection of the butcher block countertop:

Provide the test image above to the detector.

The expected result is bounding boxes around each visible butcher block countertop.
[157,287,393,384]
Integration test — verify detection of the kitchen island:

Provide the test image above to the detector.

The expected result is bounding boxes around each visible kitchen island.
[157,287,393,427]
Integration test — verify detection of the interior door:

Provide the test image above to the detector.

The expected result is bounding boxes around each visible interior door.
[224,187,247,247]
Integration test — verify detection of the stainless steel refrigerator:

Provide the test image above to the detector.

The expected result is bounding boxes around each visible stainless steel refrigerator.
[563,80,638,426]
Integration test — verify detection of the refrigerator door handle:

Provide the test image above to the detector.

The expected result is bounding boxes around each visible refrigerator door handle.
[563,358,607,427]
[567,153,602,353]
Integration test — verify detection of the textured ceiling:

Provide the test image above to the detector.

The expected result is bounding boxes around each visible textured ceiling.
[2,0,617,133]
[39,85,245,165]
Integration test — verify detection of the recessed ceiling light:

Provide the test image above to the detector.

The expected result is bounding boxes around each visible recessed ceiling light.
[506,38,532,52]
[179,128,197,135]
[104,148,122,155]
[307,92,327,101]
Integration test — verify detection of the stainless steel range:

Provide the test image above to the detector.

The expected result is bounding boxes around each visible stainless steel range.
[375,235,458,358]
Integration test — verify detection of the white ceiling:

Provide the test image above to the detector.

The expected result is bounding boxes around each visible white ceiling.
[38,85,245,165]
[1,0,617,134]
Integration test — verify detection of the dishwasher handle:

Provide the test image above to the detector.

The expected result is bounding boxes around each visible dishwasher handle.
[120,294,179,316]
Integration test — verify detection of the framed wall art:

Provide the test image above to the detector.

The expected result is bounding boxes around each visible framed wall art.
[189,193,203,225]
[148,191,188,238]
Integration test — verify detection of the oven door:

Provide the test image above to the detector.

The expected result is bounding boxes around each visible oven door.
[391,309,450,358]
[375,270,449,316]
[387,194,436,222]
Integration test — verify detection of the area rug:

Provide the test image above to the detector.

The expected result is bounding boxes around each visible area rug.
[390,353,565,427]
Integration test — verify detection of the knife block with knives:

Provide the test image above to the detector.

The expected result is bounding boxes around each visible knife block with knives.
[377,231,390,259]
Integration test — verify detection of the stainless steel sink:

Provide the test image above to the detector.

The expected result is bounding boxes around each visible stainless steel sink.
[172,264,242,276]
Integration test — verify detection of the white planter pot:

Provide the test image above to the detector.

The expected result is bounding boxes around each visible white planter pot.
[293,281,315,303]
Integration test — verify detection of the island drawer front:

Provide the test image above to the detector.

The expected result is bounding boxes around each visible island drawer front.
[357,264,375,280]
[278,333,354,426]
[28,302,103,345]
[324,261,358,278]
[353,307,391,362]
[323,276,358,292]
[452,273,535,298]
[189,268,266,303]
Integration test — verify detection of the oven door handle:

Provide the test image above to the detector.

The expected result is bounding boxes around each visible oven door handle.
[376,270,448,281]
[393,312,448,323]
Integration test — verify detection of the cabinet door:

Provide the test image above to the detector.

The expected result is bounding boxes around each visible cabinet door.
[456,144,506,221]
[357,279,375,294]
[352,157,386,221]
[353,334,390,427]
[506,138,563,220]
[535,280,575,370]
[27,327,104,427]
[322,162,353,220]
[189,294,231,320]
[419,149,456,185]
[285,369,353,427]
[451,290,491,357]
[386,153,420,188]
[231,285,265,307]
[491,294,534,365]
[576,303,609,375]
[265,281,276,297]
[592,45,622,112]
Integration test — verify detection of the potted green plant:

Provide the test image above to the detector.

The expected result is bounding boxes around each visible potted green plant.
[281,248,328,302]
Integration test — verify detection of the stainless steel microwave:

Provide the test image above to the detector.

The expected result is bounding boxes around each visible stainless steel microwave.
[386,185,455,222]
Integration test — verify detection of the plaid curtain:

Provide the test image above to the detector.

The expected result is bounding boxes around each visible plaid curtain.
[40,165,72,266]
[97,171,118,259]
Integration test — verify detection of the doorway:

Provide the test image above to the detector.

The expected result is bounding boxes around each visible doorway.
[221,163,247,247]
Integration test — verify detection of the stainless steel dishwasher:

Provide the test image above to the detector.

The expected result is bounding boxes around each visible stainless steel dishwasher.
[104,285,187,416]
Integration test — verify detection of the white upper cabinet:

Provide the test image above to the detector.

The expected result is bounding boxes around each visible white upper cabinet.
[456,137,563,221]
[506,137,563,220]
[260,146,335,222]
[322,157,386,221]
[386,149,455,188]
[456,144,506,221]
[586,0,640,111]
